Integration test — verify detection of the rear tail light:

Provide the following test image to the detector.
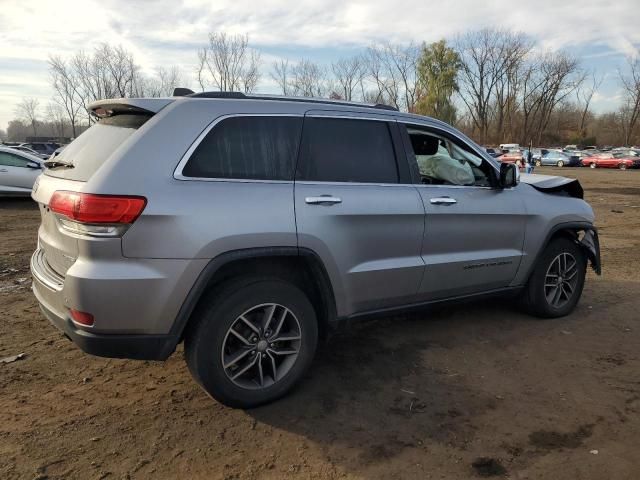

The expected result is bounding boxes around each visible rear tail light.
[49,191,146,237]
[70,309,94,327]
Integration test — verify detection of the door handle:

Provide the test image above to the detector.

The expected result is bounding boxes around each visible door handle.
[430,197,457,205]
[305,195,342,205]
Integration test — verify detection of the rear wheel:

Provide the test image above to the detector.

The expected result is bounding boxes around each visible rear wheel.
[520,237,587,318]
[557,160,565,167]
[535,160,542,167]
[619,163,627,170]
[589,162,597,169]
[185,277,318,408]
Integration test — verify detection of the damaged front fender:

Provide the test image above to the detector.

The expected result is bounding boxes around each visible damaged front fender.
[579,228,602,275]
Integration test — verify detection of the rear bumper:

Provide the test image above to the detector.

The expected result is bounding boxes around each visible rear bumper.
[37,299,177,360]
[29,248,205,360]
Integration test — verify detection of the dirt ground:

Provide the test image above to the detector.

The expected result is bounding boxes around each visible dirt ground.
[1,167,639,480]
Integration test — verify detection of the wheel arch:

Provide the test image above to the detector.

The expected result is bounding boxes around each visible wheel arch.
[170,247,338,346]
[524,222,601,283]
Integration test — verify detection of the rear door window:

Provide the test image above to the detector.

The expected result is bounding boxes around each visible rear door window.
[45,114,151,181]
[296,117,399,183]
[181,116,303,181]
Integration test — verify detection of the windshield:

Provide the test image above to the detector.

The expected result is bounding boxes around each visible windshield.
[45,114,150,181]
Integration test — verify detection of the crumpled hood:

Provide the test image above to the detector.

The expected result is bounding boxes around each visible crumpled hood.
[520,173,584,199]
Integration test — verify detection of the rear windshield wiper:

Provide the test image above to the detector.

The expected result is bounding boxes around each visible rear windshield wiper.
[43,159,75,169]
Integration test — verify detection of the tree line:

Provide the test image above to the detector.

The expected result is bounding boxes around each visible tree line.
[3,30,640,147]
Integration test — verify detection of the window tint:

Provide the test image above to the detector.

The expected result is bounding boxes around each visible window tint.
[297,117,398,183]
[0,152,30,167]
[45,114,151,181]
[182,116,302,180]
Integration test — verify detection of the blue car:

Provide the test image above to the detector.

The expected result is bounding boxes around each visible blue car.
[537,151,581,167]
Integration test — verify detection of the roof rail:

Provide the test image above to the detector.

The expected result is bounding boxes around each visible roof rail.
[181,90,399,112]
[189,91,247,99]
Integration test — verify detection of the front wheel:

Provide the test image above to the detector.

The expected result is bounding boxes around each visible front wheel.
[589,162,597,169]
[619,163,627,170]
[520,237,587,318]
[535,160,542,167]
[185,277,318,408]
[557,160,564,167]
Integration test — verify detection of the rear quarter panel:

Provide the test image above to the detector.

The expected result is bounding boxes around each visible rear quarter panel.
[88,99,305,259]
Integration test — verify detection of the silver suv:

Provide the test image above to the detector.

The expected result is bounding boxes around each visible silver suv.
[31,91,601,408]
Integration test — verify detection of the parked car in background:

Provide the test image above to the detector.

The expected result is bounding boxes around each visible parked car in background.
[0,146,43,196]
[612,149,640,158]
[538,151,581,167]
[20,142,60,157]
[499,143,520,150]
[531,148,549,162]
[485,147,500,157]
[582,153,640,169]
[10,145,50,160]
[48,146,66,160]
[497,149,524,165]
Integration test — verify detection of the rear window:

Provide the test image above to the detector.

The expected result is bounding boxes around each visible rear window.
[181,116,303,181]
[45,114,150,181]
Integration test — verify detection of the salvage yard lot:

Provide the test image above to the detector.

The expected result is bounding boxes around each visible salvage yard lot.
[1,167,639,479]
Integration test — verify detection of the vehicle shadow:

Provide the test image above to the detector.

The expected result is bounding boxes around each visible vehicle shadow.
[247,300,526,471]
[0,196,38,210]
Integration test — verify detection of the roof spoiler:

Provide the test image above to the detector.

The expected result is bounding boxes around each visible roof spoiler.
[88,98,175,118]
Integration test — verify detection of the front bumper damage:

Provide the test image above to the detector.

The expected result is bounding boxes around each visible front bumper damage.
[579,228,601,275]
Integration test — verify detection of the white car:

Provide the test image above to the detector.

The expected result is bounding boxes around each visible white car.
[11,145,50,160]
[0,146,44,196]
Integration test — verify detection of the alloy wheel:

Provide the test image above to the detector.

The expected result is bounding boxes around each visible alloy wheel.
[221,303,302,389]
[557,160,564,167]
[590,162,596,168]
[544,252,579,309]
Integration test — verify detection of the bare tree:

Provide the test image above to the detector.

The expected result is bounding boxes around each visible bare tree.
[270,59,291,95]
[197,33,261,93]
[15,98,40,137]
[619,57,640,146]
[289,59,326,97]
[576,70,604,137]
[46,103,67,139]
[493,34,531,141]
[143,66,184,97]
[49,55,87,135]
[530,52,582,144]
[366,43,420,111]
[456,29,529,143]
[332,56,366,101]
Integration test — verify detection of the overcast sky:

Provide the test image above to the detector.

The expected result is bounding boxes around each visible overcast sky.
[1,0,639,131]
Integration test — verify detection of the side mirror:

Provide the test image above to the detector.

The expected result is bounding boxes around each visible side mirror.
[499,163,519,188]
[26,162,41,169]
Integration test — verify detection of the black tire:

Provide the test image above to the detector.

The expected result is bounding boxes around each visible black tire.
[590,162,597,169]
[520,237,587,318]
[619,163,627,170]
[185,277,318,408]
[557,160,564,167]
[535,160,542,167]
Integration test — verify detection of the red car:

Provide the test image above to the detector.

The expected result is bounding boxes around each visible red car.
[497,150,524,166]
[581,153,640,170]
